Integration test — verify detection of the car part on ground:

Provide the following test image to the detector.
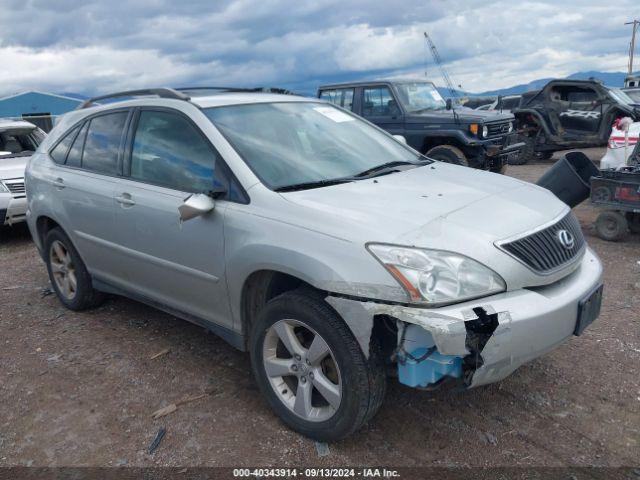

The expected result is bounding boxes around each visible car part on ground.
[317,79,523,172]
[26,87,603,439]
[512,79,639,164]
[536,151,599,208]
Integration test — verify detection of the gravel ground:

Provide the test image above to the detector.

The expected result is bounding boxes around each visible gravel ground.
[0,149,638,468]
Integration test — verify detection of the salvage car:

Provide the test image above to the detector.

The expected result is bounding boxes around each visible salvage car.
[512,79,639,164]
[318,80,523,173]
[26,88,603,441]
[0,119,45,226]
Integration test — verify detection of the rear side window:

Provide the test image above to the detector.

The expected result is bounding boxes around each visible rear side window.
[67,123,88,168]
[319,89,354,110]
[130,110,217,193]
[49,126,80,164]
[81,112,128,175]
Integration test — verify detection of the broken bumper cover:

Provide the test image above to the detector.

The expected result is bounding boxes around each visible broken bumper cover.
[327,247,602,389]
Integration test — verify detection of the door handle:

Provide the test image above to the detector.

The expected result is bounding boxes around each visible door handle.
[115,193,136,207]
[52,178,65,189]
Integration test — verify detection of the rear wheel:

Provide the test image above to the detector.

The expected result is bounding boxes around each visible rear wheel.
[595,211,629,241]
[44,228,105,310]
[425,145,469,167]
[249,289,386,441]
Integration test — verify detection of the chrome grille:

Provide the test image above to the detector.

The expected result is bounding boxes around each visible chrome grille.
[499,213,585,274]
[485,121,511,138]
[4,179,25,197]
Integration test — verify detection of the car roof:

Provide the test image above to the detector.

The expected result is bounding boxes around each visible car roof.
[0,118,37,131]
[318,79,436,89]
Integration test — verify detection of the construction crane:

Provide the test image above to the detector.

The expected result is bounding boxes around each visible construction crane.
[423,32,461,100]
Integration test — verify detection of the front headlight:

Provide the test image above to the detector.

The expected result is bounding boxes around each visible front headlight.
[367,244,506,306]
[508,121,514,133]
[481,125,489,138]
[0,182,8,193]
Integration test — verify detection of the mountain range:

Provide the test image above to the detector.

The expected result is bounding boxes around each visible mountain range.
[439,70,636,99]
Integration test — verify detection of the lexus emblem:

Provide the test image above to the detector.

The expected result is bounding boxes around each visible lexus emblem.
[556,229,575,250]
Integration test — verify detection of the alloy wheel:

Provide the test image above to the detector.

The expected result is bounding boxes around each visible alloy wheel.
[262,319,342,422]
[49,240,77,300]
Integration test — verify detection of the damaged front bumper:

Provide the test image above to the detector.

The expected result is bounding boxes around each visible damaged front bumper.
[326,247,602,389]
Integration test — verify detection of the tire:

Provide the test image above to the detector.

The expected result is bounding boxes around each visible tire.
[595,211,629,242]
[249,288,386,441]
[627,212,640,234]
[425,145,469,167]
[44,227,105,310]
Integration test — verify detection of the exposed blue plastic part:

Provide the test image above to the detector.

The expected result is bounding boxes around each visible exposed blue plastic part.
[397,348,462,388]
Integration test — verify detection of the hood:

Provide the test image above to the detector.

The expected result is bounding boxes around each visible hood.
[405,107,514,125]
[279,162,565,248]
[0,155,29,180]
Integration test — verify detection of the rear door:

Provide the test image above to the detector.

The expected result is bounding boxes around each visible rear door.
[109,108,234,328]
[359,85,404,135]
[47,110,130,281]
[547,84,603,138]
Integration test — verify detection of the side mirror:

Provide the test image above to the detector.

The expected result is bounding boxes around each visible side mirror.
[445,98,452,110]
[393,135,407,144]
[178,193,216,222]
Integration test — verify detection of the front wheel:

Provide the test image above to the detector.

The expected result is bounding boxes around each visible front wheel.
[249,289,386,441]
[425,145,469,167]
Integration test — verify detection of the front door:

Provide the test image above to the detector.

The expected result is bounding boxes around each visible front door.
[360,86,405,135]
[110,109,233,328]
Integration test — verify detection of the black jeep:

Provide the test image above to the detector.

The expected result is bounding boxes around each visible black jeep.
[317,80,522,172]
[512,79,640,164]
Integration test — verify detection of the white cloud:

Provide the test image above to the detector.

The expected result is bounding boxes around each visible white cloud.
[0,0,635,95]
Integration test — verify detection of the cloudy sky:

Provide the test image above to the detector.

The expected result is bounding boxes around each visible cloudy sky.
[0,0,635,96]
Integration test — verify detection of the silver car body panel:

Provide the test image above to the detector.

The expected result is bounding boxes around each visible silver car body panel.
[26,92,603,390]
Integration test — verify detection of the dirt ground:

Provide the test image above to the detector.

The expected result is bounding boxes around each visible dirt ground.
[0,148,638,468]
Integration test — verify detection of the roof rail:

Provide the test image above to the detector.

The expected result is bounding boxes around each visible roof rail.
[77,88,190,109]
[176,86,296,96]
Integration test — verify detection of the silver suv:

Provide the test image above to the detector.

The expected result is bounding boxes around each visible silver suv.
[26,88,603,441]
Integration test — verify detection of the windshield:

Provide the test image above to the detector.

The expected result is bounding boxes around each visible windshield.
[395,82,447,112]
[204,102,424,190]
[609,88,637,105]
[0,129,38,159]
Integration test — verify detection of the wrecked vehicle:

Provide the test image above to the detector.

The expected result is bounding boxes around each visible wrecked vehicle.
[318,80,523,173]
[26,88,603,441]
[0,119,45,226]
[512,79,639,164]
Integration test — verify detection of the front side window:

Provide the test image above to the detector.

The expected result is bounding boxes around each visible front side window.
[205,102,424,191]
[130,110,217,193]
[394,82,446,113]
[362,87,399,117]
[82,112,128,175]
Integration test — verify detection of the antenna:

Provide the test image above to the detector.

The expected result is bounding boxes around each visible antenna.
[625,19,640,74]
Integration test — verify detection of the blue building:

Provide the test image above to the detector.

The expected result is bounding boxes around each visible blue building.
[0,91,83,131]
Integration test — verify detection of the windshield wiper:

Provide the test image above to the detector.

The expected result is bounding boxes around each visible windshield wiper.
[274,178,355,192]
[353,161,418,178]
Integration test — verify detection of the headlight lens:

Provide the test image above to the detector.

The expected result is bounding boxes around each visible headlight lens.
[481,125,489,138]
[508,121,514,133]
[367,244,506,305]
[0,182,8,193]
